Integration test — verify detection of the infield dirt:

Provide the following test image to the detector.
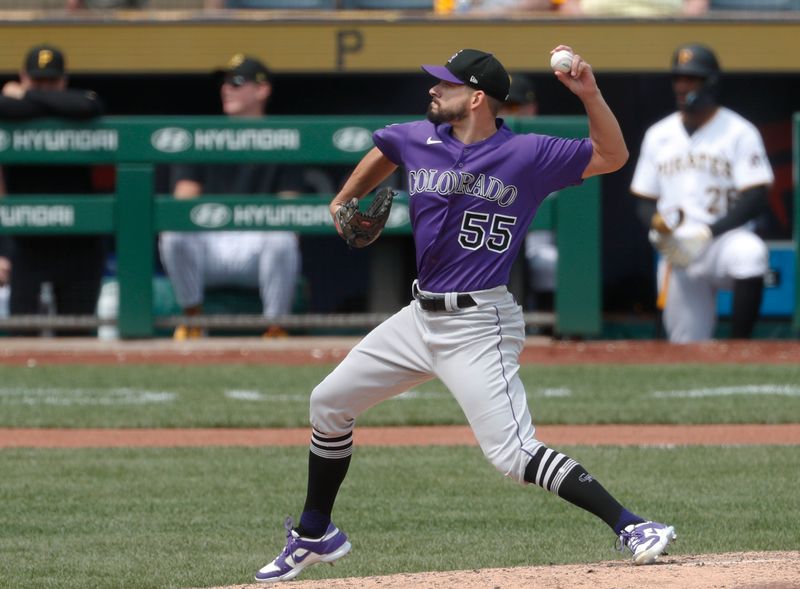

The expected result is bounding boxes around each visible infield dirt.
[205,551,800,589]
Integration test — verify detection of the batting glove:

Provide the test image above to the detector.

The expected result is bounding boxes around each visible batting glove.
[670,223,712,267]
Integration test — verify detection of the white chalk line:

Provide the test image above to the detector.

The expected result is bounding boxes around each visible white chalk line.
[3,383,796,407]
[223,387,574,403]
[652,385,800,398]
[0,387,176,406]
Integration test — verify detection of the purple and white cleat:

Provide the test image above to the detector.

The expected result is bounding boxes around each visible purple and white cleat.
[617,521,677,565]
[255,517,351,583]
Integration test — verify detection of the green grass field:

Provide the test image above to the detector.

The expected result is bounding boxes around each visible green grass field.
[1,446,798,589]
[0,363,799,427]
[0,362,798,588]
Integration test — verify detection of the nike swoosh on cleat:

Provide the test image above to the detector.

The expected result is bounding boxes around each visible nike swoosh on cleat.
[426,137,443,144]
[290,551,311,564]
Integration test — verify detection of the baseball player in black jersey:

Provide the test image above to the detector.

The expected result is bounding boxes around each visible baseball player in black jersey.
[0,44,106,335]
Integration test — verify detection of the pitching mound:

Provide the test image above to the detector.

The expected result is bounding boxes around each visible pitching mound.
[204,551,799,589]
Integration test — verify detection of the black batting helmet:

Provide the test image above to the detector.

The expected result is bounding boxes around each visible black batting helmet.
[671,44,720,78]
[670,43,721,111]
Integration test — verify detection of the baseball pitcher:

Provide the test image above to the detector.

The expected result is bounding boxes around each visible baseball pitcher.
[255,47,675,583]
[631,44,774,343]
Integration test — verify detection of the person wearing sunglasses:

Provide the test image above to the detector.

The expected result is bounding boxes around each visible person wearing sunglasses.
[159,54,307,339]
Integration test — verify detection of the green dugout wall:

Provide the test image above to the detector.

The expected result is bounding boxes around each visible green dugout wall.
[0,116,599,338]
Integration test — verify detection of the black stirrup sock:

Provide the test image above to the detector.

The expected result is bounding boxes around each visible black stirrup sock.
[524,445,641,532]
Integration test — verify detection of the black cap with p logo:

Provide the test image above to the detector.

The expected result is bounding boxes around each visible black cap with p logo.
[24,44,66,79]
[216,53,271,86]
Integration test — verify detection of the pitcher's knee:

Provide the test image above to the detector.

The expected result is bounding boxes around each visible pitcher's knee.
[309,381,355,435]
[484,443,540,485]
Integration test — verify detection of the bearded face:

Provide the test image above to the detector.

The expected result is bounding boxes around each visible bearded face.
[426,82,471,124]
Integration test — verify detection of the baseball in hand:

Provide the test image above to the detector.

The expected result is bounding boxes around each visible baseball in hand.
[550,50,574,73]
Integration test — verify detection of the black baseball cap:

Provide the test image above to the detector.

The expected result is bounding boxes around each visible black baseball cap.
[24,44,66,79]
[422,49,510,102]
[507,75,537,105]
[216,53,271,85]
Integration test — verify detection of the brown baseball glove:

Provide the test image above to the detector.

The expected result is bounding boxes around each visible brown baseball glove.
[334,187,396,248]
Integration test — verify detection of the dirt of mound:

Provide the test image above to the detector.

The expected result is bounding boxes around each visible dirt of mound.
[205,551,799,589]
[1,337,799,365]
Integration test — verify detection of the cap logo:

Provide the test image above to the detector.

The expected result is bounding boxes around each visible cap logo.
[227,53,246,68]
[38,50,54,69]
[469,75,479,84]
[447,50,462,64]
[677,49,694,65]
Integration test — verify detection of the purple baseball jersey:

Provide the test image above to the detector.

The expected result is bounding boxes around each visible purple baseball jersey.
[373,119,592,293]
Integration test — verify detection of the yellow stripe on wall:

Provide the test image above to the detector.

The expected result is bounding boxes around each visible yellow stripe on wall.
[0,18,797,74]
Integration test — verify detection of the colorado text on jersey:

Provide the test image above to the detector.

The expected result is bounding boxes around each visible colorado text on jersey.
[407,168,519,207]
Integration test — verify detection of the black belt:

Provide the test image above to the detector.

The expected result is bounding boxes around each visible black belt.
[416,293,477,312]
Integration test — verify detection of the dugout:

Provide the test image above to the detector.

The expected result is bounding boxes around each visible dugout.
[0,10,799,338]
